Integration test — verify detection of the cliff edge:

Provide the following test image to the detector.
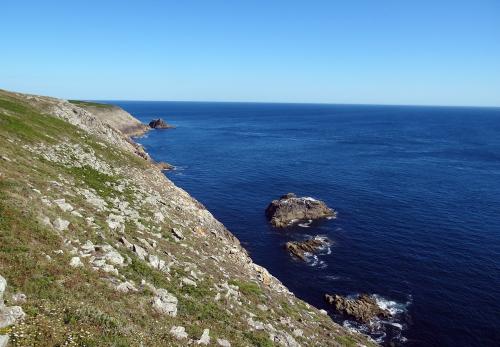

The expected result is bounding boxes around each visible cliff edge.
[0,89,375,346]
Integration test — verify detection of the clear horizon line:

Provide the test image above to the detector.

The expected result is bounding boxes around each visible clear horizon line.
[92,98,500,109]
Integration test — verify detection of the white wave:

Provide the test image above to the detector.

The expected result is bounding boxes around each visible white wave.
[298,219,313,228]
[373,294,409,316]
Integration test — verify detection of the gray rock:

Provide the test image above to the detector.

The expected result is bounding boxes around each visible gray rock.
[69,256,83,268]
[197,329,210,345]
[119,236,134,250]
[272,331,301,347]
[0,275,6,302]
[133,244,148,260]
[0,335,9,347]
[53,218,70,231]
[265,193,335,228]
[217,338,231,347]
[54,198,73,212]
[11,293,27,305]
[104,250,125,266]
[181,277,197,287]
[170,326,188,340]
[171,228,184,241]
[115,281,138,293]
[0,305,25,329]
[152,289,178,316]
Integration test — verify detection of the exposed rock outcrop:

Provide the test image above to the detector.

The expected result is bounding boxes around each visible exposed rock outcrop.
[70,100,150,137]
[324,293,390,323]
[149,118,175,129]
[0,275,26,332]
[265,193,335,227]
[285,236,330,261]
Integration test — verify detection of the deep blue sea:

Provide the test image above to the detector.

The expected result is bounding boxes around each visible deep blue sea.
[112,101,500,347]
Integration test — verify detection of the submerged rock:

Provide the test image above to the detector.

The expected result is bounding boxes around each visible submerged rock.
[285,236,330,261]
[265,193,335,228]
[149,118,175,129]
[156,161,174,171]
[324,293,390,323]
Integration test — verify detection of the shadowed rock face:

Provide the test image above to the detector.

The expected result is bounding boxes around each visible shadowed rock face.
[149,118,175,129]
[285,236,330,261]
[265,193,335,228]
[324,294,391,323]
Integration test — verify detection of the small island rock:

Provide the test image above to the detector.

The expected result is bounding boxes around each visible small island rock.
[149,118,175,129]
[265,193,335,227]
[324,293,390,323]
[285,236,330,261]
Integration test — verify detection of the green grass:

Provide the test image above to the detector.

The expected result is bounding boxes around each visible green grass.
[229,279,262,297]
[69,100,114,109]
[66,165,119,199]
[335,335,358,347]
[244,331,275,347]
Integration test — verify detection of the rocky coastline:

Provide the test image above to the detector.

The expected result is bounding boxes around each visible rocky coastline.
[0,89,376,346]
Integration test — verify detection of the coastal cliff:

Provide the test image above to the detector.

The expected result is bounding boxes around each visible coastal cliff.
[0,89,375,346]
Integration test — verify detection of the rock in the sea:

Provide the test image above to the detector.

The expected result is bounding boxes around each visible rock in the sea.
[156,161,174,171]
[324,293,390,323]
[285,236,330,261]
[149,118,175,129]
[265,193,335,228]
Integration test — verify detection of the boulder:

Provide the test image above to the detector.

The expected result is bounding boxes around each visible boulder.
[197,329,210,345]
[152,289,178,316]
[170,326,188,340]
[217,338,231,347]
[0,275,25,329]
[324,293,390,323]
[285,236,330,261]
[149,119,175,129]
[69,256,83,268]
[265,193,335,227]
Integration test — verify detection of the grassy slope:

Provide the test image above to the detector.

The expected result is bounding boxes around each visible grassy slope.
[0,90,374,347]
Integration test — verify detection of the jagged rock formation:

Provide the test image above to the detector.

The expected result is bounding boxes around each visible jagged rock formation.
[324,293,391,323]
[0,89,375,346]
[149,118,175,129]
[285,236,330,261]
[266,193,336,227]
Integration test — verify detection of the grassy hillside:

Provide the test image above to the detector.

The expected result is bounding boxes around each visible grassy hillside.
[0,90,374,347]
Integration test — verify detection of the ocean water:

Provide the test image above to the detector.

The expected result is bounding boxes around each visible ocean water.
[112,101,500,346]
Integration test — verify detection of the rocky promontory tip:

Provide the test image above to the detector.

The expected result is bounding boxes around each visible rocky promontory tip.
[265,193,335,227]
[149,118,175,129]
[324,293,391,323]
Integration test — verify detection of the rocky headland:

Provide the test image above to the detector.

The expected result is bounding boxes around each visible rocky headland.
[0,89,375,346]
[266,193,336,228]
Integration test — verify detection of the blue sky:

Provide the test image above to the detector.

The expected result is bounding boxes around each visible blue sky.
[1,1,499,106]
